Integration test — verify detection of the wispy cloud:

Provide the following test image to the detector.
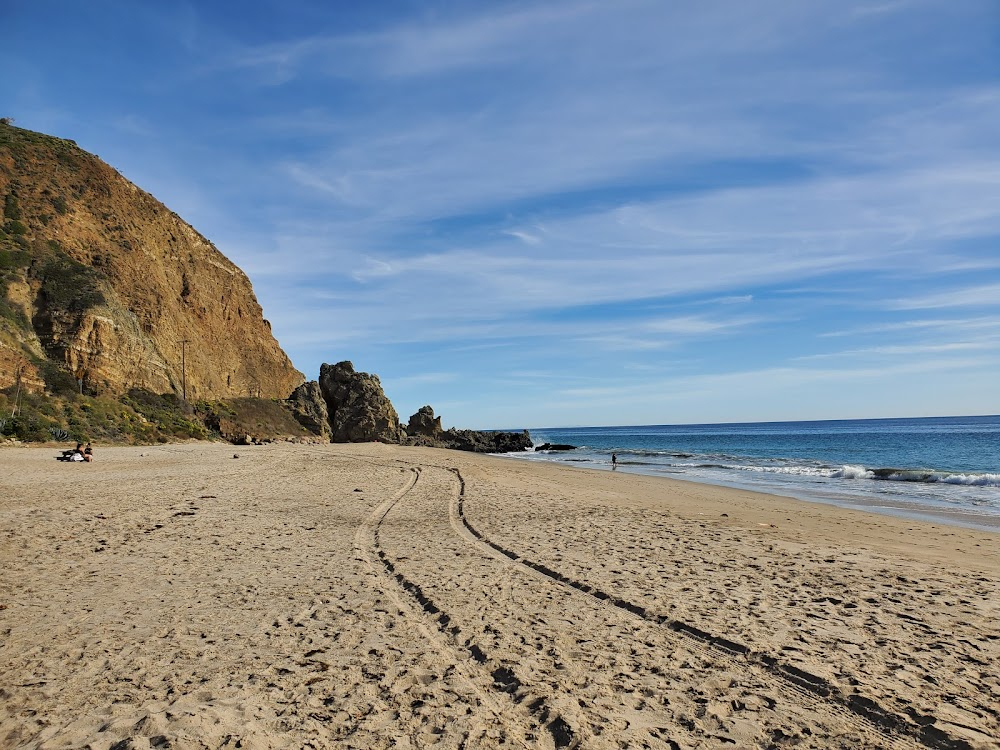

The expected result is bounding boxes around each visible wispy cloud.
[820,316,1000,337]
[552,354,1000,416]
[793,341,997,362]
[7,0,998,424]
[888,283,1000,310]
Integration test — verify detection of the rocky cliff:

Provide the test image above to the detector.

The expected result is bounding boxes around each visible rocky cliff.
[0,122,303,398]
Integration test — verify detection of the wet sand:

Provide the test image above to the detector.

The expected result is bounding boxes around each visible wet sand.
[1,442,997,749]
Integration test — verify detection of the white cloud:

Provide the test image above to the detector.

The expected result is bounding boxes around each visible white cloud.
[502,229,542,245]
[384,372,459,388]
[714,295,754,305]
[820,316,1000,337]
[793,341,996,362]
[888,283,1000,310]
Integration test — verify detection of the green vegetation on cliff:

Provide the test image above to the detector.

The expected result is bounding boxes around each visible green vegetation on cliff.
[0,387,315,445]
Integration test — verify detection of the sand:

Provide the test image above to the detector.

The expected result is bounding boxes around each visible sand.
[1,442,997,750]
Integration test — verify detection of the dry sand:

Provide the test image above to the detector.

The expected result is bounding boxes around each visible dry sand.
[1,442,997,749]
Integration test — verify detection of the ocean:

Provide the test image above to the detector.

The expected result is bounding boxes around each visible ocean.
[505,415,1000,530]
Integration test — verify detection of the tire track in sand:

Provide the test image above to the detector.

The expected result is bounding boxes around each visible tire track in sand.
[354,466,579,749]
[447,467,973,750]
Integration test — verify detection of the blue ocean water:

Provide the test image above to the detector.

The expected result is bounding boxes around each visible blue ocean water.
[504,416,1000,529]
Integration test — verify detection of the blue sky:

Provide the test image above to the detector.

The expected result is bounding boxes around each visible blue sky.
[3,1,1000,428]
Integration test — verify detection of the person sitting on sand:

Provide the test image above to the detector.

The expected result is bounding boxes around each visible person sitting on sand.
[71,443,85,462]
[84,443,93,462]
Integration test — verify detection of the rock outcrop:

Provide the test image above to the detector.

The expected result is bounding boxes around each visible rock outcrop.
[407,405,443,438]
[0,122,304,398]
[318,361,403,443]
[402,404,532,453]
[288,381,330,440]
[297,364,532,453]
[437,428,533,454]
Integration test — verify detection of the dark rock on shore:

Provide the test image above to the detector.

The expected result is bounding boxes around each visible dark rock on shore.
[319,361,403,443]
[288,381,330,440]
[438,428,533,454]
[536,443,577,451]
[290,367,532,454]
[402,405,531,453]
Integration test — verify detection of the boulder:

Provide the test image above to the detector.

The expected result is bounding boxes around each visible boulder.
[407,405,443,438]
[288,380,330,440]
[319,361,403,443]
[536,443,577,451]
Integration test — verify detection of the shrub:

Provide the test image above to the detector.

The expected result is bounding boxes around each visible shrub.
[38,360,79,397]
[123,389,209,441]
[3,193,21,220]
[38,253,105,313]
[0,248,29,270]
[9,414,55,442]
[0,297,29,327]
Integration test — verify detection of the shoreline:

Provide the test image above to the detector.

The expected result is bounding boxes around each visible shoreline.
[505,453,1000,533]
[2,442,998,748]
[521,415,1000,536]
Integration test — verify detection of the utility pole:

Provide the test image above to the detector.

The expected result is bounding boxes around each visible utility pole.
[181,339,188,401]
[10,359,25,418]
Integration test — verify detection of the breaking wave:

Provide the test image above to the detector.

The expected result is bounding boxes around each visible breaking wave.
[704,462,1000,487]
[524,448,1000,488]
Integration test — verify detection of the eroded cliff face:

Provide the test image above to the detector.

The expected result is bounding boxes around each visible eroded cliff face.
[0,123,303,398]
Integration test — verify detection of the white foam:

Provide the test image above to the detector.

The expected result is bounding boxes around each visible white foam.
[729,464,830,477]
[938,472,1000,487]
[832,465,875,480]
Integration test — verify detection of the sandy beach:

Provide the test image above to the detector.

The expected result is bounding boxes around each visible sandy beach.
[1,442,997,749]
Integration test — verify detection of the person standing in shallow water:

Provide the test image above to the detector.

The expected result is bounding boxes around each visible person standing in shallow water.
[611,453,617,470]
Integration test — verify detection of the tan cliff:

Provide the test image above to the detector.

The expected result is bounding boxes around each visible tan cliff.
[0,122,303,398]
